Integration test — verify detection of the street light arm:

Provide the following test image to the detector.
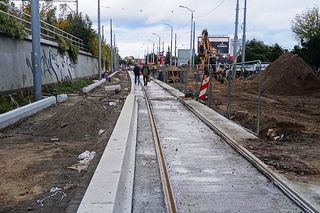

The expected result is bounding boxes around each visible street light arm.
[179,5,195,12]
[163,23,173,30]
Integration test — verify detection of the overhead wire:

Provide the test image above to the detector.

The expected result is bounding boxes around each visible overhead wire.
[194,0,228,19]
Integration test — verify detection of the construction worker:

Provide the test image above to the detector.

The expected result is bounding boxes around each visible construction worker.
[133,64,141,85]
[141,62,150,86]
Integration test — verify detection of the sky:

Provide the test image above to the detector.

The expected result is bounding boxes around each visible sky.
[73,0,319,58]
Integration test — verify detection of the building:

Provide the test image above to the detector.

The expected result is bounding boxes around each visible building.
[177,49,192,66]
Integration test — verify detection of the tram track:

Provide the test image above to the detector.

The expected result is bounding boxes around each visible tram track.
[152,79,318,213]
[140,83,177,213]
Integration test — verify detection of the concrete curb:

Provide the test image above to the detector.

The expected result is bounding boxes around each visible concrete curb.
[56,94,68,103]
[0,97,56,130]
[77,71,137,213]
[153,79,319,213]
[82,71,119,94]
[82,79,106,93]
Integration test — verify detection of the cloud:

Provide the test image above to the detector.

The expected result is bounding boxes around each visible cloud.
[77,0,319,58]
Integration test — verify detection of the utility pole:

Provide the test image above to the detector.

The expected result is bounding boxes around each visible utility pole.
[162,24,173,66]
[192,21,196,67]
[174,33,177,66]
[232,0,240,79]
[241,0,247,63]
[190,11,193,68]
[152,42,155,63]
[162,41,164,53]
[97,0,101,79]
[31,0,42,100]
[110,19,113,73]
[147,45,149,63]
[76,0,78,14]
[114,33,116,71]
[179,5,194,83]
[153,33,161,64]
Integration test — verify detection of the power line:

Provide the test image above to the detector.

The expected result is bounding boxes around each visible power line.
[194,0,227,19]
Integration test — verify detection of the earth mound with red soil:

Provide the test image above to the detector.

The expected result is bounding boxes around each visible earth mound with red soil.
[250,53,320,96]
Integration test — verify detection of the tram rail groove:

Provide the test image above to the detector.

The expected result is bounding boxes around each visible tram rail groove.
[152,78,318,213]
[140,84,177,213]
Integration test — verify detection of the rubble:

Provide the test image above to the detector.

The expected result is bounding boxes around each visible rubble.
[68,151,96,172]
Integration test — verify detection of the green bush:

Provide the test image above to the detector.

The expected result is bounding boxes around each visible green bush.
[54,79,92,94]
[56,36,79,63]
[0,13,28,39]
[0,94,11,114]
[56,36,68,55]
[0,93,30,114]
[67,42,79,63]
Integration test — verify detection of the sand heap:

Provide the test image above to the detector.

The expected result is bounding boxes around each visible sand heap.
[251,53,320,96]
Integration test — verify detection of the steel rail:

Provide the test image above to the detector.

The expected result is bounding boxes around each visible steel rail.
[152,79,318,213]
[140,84,177,213]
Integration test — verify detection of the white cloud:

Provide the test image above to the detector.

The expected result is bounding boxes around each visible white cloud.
[76,0,319,58]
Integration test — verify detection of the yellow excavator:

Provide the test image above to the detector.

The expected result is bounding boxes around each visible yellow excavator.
[198,29,225,83]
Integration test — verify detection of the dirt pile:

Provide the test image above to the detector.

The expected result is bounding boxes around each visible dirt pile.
[250,53,320,95]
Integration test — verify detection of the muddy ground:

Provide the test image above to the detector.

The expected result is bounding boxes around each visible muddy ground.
[211,79,320,177]
[0,71,130,212]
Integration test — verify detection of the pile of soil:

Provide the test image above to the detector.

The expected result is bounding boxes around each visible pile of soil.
[249,53,320,96]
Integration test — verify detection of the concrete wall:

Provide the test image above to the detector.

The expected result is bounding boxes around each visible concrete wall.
[0,33,98,91]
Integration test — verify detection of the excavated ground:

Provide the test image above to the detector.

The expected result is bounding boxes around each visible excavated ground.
[0,71,130,212]
[171,54,320,192]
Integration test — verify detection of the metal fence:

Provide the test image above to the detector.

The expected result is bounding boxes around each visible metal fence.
[162,61,263,135]
[0,1,88,51]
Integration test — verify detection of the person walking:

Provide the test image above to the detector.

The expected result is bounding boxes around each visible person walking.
[133,64,141,85]
[142,62,150,86]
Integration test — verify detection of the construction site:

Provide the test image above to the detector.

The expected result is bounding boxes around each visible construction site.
[1,0,319,210]
[167,37,320,201]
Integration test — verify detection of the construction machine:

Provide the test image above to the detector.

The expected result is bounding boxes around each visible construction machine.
[198,29,225,83]
[198,29,226,102]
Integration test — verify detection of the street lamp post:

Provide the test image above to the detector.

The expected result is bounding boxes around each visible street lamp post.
[152,33,161,63]
[174,33,177,66]
[142,43,149,62]
[31,0,42,100]
[164,23,173,66]
[242,0,247,63]
[97,0,101,80]
[179,5,194,69]
[110,19,113,73]
[148,39,155,64]
[232,0,240,78]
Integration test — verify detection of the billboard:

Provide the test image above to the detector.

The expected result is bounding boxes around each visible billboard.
[198,36,230,55]
[177,49,191,66]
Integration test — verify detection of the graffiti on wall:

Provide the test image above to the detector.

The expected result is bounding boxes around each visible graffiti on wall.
[26,48,77,83]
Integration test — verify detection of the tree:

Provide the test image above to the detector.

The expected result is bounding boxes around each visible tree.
[244,39,285,62]
[292,6,320,43]
[40,1,57,25]
[0,0,27,39]
[245,39,270,62]
[164,50,171,65]
[57,12,101,57]
[268,43,285,62]
[292,6,320,70]
[146,53,157,64]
